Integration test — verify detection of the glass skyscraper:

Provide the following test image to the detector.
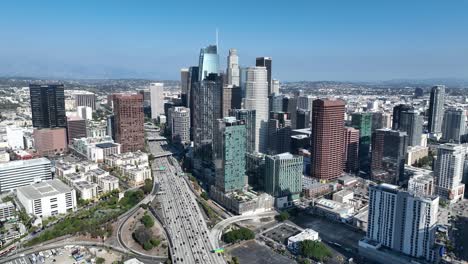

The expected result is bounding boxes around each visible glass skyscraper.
[198,45,219,81]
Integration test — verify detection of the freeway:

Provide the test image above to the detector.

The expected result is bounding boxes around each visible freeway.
[151,152,225,264]
[209,211,278,249]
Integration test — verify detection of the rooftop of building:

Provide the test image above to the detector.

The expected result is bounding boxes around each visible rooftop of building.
[74,181,98,190]
[315,198,354,217]
[65,173,86,181]
[84,168,108,177]
[292,128,311,136]
[291,134,309,140]
[100,175,119,182]
[17,179,73,200]
[0,201,14,209]
[55,161,74,171]
[334,189,354,197]
[288,229,319,243]
[0,157,50,171]
[95,142,119,149]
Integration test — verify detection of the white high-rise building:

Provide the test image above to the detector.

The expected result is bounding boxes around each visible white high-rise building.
[272,79,280,95]
[0,158,52,192]
[434,143,466,203]
[150,82,164,119]
[244,67,269,153]
[168,107,191,145]
[6,126,24,150]
[364,183,439,262]
[77,106,92,120]
[226,49,240,86]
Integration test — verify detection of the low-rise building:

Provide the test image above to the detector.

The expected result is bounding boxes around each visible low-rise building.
[287,228,320,253]
[313,198,355,222]
[74,181,99,200]
[209,186,274,215]
[16,179,77,218]
[332,189,354,204]
[0,201,16,221]
[98,175,119,192]
[55,161,76,178]
[105,151,149,168]
[121,165,151,187]
[33,128,67,156]
[72,136,121,163]
[77,161,99,173]
[406,145,429,166]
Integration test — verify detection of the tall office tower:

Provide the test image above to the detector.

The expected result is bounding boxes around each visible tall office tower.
[399,110,423,146]
[180,68,190,107]
[199,45,219,81]
[364,184,439,262]
[264,153,303,207]
[192,74,223,181]
[0,158,52,192]
[187,66,199,138]
[351,112,372,172]
[270,94,285,113]
[442,109,466,143]
[106,115,115,140]
[267,112,292,155]
[33,128,68,156]
[150,82,164,119]
[244,67,269,153]
[256,57,272,95]
[272,79,280,95]
[371,129,408,185]
[371,112,384,132]
[113,94,145,153]
[392,104,412,130]
[296,109,311,129]
[77,106,92,120]
[297,95,314,111]
[229,109,256,153]
[286,96,298,129]
[428,85,446,134]
[66,116,87,144]
[75,92,96,110]
[222,85,242,117]
[310,99,345,181]
[343,127,359,173]
[226,49,240,86]
[213,117,246,193]
[139,89,151,111]
[434,143,466,203]
[167,107,190,145]
[29,84,66,128]
[414,87,424,98]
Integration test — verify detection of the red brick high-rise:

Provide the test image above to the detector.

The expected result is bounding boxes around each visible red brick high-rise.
[310,99,345,180]
[113,94,145,153]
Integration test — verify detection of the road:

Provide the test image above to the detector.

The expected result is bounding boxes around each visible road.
[149,141,225,264]
[209,211,278,249]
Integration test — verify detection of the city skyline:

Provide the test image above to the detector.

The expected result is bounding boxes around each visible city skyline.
[1,1,468,81]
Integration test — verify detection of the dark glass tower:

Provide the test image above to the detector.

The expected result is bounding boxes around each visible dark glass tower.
[256,57,272,95]
[29,84,66,128]
[392,104,412,130]
[428,85,445,134]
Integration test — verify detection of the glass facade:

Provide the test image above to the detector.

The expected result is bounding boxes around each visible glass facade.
[198,45,219,81]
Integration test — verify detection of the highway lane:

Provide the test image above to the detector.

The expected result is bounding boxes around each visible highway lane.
[152,153,225,264]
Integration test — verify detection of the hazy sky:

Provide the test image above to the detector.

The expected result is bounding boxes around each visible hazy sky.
[1,0,467,81]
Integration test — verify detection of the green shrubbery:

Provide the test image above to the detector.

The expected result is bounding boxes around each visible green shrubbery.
[222,227,255,243]
[299,240,332,262]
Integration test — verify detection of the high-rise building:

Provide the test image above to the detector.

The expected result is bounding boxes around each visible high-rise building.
[310,99,345,180]
[213,117,246,193]
[113,94,145,153]
[256,57,272,95]
[139,89,151,108]
[75,92,96,110]
[296,109,311,129]
[265,153,303,207]
[297,95,314,111]
[150,82,164,119]
[33,128,68,156]
[229,109,256,154]
[371,129,408,185]
[0,158,52,192]
[188,66,199,138]
[226,49,240,86]
[271,79,280,95]
[285,96,298,129]
[442,108,466,143]
[414,87,424,98]
[371,112,384,132]
[29,84,66,128]
[180,68,190,107]
[343,127,359,173]
[392,104,412,130]
[192,74,223,181]
[167,106,190,145]
[399,110,423,146]
[351,112,372,172]
[428,85,445,134]
[267,112,292,155]
[77,106,92,120]
[199,45,219,81]
[270,94,285,113]
[434,143,465,203]
[244,67,269,153]
[222,85,242,117]
[66,116,87,144]
[365,184,439,262]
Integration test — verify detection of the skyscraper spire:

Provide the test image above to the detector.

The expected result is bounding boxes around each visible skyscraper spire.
[216,28,219,48]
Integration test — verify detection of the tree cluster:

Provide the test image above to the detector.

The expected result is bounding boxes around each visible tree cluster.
[222,227,255,244]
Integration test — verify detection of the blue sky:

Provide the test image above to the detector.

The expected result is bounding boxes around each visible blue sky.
[0,0,467,81]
